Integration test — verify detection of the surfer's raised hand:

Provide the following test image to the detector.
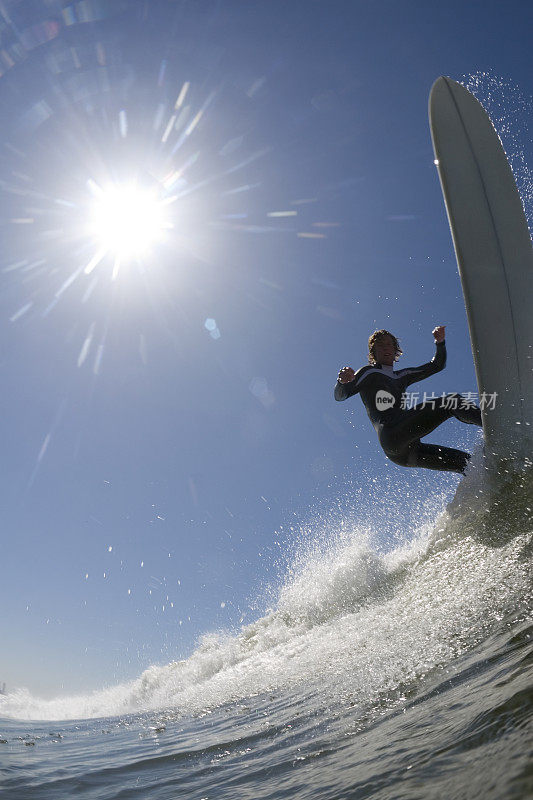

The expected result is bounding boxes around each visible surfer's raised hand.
[432,325,446,343]
[338,366,355,384]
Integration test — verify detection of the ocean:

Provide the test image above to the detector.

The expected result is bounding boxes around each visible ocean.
[1,464,532,800]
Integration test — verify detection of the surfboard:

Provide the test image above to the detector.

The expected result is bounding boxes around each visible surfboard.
[429,77,533,466]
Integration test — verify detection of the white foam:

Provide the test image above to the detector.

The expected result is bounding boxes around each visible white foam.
[1,474,531,722]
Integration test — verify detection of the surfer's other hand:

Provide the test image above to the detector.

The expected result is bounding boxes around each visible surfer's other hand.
[432,325,446,343]
[338,366,355,383]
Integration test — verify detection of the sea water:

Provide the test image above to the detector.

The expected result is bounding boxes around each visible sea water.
[1,468,532,799]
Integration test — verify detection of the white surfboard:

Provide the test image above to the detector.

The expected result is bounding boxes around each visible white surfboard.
[429,76,533,466]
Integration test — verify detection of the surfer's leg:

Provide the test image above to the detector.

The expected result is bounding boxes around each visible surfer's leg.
[408,442,470,473]
[386,442,470,474]
[379,396,480,474]
[451,402,482,426]
[380,403,453,453]
[380,395,481,454]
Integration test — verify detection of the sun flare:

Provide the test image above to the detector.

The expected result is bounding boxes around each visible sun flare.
[86,183,172,271]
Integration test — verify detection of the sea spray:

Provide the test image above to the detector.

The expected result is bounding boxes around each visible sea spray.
[1,469,531,722]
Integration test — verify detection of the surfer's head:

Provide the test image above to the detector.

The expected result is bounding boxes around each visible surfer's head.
[368,330,402,366]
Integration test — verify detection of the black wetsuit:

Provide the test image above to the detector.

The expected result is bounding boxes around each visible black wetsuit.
[334,341,482,474]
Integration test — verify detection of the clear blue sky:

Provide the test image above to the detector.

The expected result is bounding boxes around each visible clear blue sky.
[0,0,531,696]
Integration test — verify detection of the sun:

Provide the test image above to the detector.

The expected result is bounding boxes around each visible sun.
[86,182,173,274]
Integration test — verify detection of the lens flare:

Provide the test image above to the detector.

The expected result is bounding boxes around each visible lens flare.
[87,183,172,263]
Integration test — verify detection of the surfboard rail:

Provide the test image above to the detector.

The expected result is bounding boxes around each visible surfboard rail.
[429,76,533,465]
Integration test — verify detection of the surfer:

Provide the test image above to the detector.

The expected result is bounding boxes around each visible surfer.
[335,327,482,474]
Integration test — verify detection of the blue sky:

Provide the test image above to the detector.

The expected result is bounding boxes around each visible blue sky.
[0,0,531,696]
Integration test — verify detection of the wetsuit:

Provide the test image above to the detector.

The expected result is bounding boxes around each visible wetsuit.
[334,341,482,474]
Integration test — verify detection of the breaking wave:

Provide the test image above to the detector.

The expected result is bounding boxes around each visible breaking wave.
[2,460,532,722]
